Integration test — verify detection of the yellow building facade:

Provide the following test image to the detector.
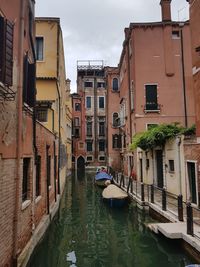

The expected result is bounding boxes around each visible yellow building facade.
[35,17,72,188]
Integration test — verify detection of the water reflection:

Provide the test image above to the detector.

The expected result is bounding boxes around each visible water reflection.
[27,172,193,267]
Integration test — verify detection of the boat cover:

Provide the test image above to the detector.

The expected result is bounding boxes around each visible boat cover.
[102,184,128,199]
[95,172,112,181]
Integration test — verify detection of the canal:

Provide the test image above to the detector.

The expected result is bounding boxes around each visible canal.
[28,172,193,267]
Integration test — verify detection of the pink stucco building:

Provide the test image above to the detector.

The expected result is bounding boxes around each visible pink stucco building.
[115,0,195,176]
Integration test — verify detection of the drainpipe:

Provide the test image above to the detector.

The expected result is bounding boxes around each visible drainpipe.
[29,1,37,235]
[46,145,50,214]
[127,33,132,139]
[177,136,182,195]
[12,0,25,265]
[180,25,188,128]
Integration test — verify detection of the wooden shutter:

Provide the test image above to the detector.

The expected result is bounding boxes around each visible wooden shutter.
[4,20,13,86]
[0,17,13,86]
[0,17,5,83]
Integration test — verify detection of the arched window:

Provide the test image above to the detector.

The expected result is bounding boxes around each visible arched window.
[113,112,119,127]
[112,78,119,92]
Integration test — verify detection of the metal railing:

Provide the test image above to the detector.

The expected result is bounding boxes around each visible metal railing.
[113,172,200,238]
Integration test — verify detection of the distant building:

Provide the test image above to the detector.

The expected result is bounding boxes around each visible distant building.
[72,60,107,169]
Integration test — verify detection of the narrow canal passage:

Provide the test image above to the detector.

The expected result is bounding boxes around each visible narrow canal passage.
[28,172,193,267]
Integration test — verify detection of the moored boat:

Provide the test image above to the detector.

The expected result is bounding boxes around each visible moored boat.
[95,167,112,187]
[102,184,128,207]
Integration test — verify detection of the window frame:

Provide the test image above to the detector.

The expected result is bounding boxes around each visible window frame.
[98,96,105,109]
[36,36,44,61]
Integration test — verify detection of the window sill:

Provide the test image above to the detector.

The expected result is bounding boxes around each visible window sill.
[21,200,31,211]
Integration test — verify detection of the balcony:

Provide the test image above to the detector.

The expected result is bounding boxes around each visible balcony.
[144,103,161,113]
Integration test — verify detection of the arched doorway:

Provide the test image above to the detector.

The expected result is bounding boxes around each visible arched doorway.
[77,156,85,172]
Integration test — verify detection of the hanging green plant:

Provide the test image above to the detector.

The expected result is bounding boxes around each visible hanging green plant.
[130,123,196,151]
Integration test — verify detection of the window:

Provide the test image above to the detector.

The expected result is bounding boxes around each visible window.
[169,160,175,172]
[99,96,105,109]
[147,124,158,130]
[99,156,105,161]
[36,37,44,61]
[75,103,81,111]
[47,155,51,186]
[36,108,48,122]
[74,117,80,126]
[99,140,105,151]
[145,84,159,111]
[172,31,180,39]
[112,134,121,149]
[72,155,75,162]
[36,155,41,197]
[22,158,31,201]
[84,81,93,88]
[86,141,93,152]
[87,156,93,162]
[86,121,92,136]
[86,96,91,109]
[113,113,119,127]
[74,128,80,138]
[99,121,105,136]
[97,82,105,88]
[130,80,134,111]
[0,16,13,86]
[23,54,36,107]
[112,78,119,92]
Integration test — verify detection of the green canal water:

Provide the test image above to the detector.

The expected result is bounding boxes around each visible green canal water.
[27,172,194,267]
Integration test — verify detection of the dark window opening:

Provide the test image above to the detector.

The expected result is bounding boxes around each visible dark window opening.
[113,112,119,127]
[84,81,93,88]
[97,82,105,88]
[99,97,105,109]
[36,37,44,61]
[47,155,51,186]
[99,140,105,151]
[86,141,93,152]
[36,108,48,122]
[169,160,175,172]
[112,134,121,149]
[86,96,91,108]
[36,155,41,197]
[112,78,119,91]
[86,121,92,136]
[75,103,81,111]
[22,158,30,201]
[74,128,80,138]
[99,121,105,136]
[23,54,35,107]
[145,84,159,111]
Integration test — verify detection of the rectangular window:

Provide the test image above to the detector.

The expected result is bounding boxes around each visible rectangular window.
[86,141,93,152]
[36,37,44,61]
[47,155,51,186]
[75,128,80,138]
[86,96,91,108]
[84,81,93,88]
[87,156,93,162]
[86,121,92,136]
[172,31,180,39]
[99,96,105,109]
[99,121,105,136]
[36,108,48,122]
[145,84,158,110]
[99,140,105,151]
[99,156,105,161]
[74,117,80,126]
[169,160,175,172]
[97,82,105,88]
[36,155,41,197]
[147,123,158,130]
[22,158,31,201]
[112,134,121,149]
[75,103,81,111]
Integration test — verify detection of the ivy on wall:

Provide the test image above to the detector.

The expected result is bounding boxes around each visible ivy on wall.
[130,123,196,151]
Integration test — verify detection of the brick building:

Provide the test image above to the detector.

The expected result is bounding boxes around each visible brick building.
[0,4,71,267]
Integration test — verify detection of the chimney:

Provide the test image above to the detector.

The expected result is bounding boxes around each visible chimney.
[160,0,172,22]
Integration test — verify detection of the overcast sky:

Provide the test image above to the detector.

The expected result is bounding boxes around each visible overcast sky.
[35,0,189,92]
